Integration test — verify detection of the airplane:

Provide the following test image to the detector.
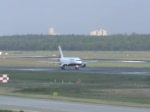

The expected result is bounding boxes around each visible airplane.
[58,46,86,69]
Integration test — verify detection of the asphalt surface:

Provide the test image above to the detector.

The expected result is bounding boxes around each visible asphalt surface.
[0,95,150,112]
[0,66,150,75]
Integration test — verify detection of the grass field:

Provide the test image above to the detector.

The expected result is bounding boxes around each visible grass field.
[1,51,150,68]
[0,110,24,112]
[0,51,150,107]
[0,70,150,107]
[0,110,13,112]
[3,51,150,60]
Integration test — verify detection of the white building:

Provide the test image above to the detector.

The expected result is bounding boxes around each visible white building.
[90,29,107,36]
[100,29,107,36]
[48,28,60,35]
[90,30,99,36]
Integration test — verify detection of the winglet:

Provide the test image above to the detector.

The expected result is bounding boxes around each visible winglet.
[58,46,64,58]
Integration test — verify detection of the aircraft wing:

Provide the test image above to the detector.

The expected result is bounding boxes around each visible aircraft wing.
[39,59,98,65]
[2,56,56,59]
[39,61,60,64]
[82,59,98,63]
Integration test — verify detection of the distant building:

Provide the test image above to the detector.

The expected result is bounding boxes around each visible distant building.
[90,29,107,36]
[48,27,60,35]
[49,28,55,35]
[90,30,99,36]
[101,29,107,36]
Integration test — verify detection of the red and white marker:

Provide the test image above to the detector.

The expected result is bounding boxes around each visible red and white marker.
[0,74,10,83]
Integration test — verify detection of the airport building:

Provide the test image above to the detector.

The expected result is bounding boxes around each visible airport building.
[90,29,108,36]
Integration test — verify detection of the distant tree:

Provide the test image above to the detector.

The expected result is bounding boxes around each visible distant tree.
[0,34,150,51]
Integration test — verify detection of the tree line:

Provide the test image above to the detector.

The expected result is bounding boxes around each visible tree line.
[0,34,150,51]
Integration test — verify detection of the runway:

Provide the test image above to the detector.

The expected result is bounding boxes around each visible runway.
[0,95,150,112]
[0,66,150,75]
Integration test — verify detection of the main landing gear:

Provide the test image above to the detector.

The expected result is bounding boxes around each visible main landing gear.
[60,65,80,70]
[75,65,79,70]
[61,64,66,70]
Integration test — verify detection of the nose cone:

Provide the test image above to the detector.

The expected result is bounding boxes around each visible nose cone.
[79,61,82,64]
[75,58,82,64]
[77,60,82,64]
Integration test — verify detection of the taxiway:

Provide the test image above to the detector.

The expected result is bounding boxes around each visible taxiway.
[0,66,150,75]
[0,95,150,112]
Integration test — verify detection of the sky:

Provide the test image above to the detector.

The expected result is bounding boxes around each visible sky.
[0,0,150,36]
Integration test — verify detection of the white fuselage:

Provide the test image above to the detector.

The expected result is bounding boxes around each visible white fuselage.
[60,57,82,66]
[58,46,86,69]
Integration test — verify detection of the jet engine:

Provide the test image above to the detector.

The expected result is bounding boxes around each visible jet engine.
[81,64,86,68]
[60,64,66,69]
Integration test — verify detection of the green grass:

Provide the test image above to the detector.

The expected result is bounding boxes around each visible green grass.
[1,58,150,68]
[0,110,14,112]
[0,70,150,107]
[0,51,150,107]
[1,51,150,68]
[0,110,24,112]
[5,51,150,60]
[1,70,150,84]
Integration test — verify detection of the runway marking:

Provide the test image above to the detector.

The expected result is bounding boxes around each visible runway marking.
[120,60,146,63]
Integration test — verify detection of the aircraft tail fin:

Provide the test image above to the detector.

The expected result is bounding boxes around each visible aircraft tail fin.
[58,46,64,58]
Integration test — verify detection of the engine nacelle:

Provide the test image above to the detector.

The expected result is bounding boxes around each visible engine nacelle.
[81,64,86,68]
[60,64,66,69]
